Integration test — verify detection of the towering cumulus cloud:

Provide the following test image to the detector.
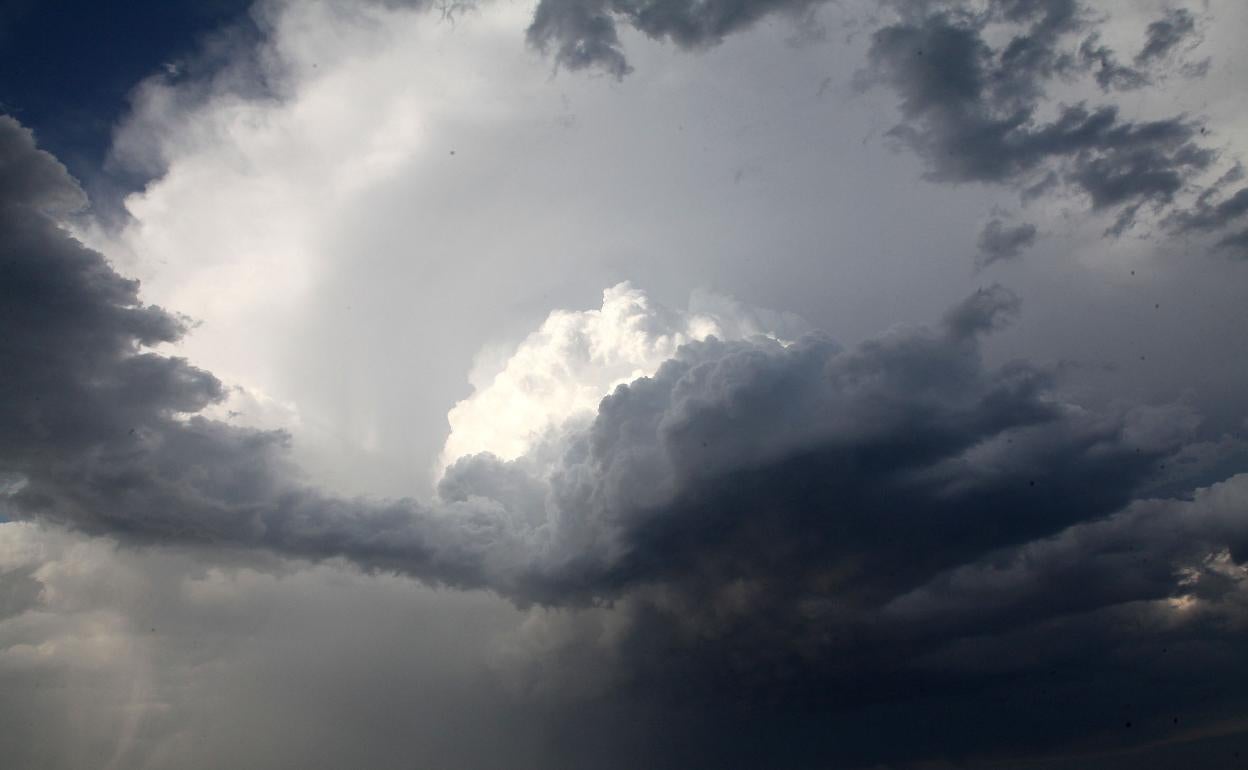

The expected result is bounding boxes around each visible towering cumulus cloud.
[438,282,807,473]
[6,114,1248,765]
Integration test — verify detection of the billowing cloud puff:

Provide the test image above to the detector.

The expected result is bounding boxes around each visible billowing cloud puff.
[438,281,805,475]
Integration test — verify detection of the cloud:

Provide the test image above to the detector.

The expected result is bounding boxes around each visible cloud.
[526,0,817,78]
[517,0,1240,254]
[0,114,1204,609]
[1136,8,1198,66]
[0,519,533,770]
[976,217,1038,266]
[0,114,515,595]
[477,373,1248,764]
[0,118,89,214]
[1216,228,1248,257]
[437,282,1180,608]
[0,116,218,477]
[1167,182,1248,258]
[7,109,1248,765]
[860,2,1218,236]
[520,0,1202,96]
[438,281,806,475]
[1079,33,1148,92]
[489,475,1248,767]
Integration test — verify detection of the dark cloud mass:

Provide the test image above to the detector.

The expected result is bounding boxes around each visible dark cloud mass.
[1136,8,1198,66]
[459,288,1248,765]
[977,217,1037,265]
[527,0,817,78]
[6,108,1248,766]
[1168,182,1248,259]
[861,2,1220,236]
[1079,33,1148,92]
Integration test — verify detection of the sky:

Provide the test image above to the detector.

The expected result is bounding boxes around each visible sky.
[3,0,1248,767]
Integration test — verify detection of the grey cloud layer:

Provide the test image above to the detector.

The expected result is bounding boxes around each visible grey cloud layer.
[860,2,1222,235]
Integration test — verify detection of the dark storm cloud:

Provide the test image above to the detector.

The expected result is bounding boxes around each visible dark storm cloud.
[885,476,1248,632]
[526,0,634,78]
[481,285,1171,602]
[491,286,1171,605]
[0,119,90,213]
[1167,183,1248,258]
[1135,8,1198,66]
[861,3,1217,236]
[0,118,208,451]
[977,217,1037,265]
[470,309,1248,765]
[525,0,1080,81]
[526,0,817,78]
[1179,187,1248,231]
[474,335,1248,765]
[522,0,1192,93]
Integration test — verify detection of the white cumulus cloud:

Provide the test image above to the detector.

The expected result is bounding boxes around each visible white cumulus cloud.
[437,281,806,474]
